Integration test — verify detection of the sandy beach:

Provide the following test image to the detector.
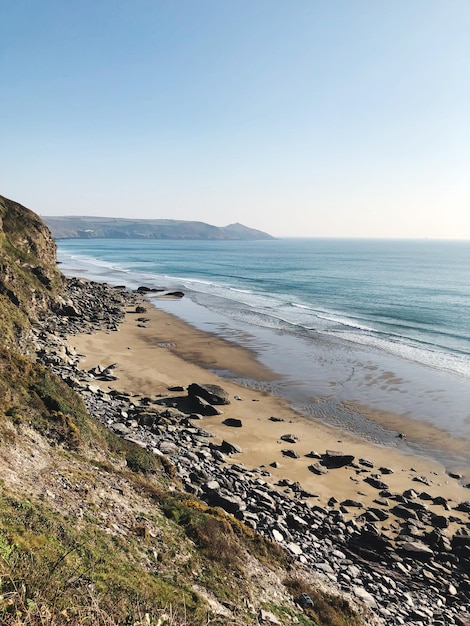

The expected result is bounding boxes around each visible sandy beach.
[70,297,470,530]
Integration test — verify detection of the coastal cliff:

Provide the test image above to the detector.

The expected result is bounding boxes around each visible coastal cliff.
[0,195,367,626]
[2,195,470,626]
[0,195,63,346]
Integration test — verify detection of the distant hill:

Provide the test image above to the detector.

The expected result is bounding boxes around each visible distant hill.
[42,216,275,240]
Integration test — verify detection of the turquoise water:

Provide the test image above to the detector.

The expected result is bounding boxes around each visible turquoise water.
[57,238,470,463]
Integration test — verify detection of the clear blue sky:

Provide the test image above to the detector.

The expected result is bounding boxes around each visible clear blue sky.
[1,0,469,238]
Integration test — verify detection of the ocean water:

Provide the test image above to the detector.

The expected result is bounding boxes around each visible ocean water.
[57,238,470,466]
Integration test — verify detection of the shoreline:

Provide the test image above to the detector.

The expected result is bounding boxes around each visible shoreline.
[70,296,470,514]
[43,277,470,624]
[147,293,470,474]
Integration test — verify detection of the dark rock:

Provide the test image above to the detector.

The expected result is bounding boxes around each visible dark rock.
[341,499,363,508]
[364,477,389,490]
[305,450,321,459]
[430,514,449,529]
[321,450,355,468]
[308,463,328,475]
[189,395,223,416]
[413,475,431,486]
[222,418,243,428]
[136,286,164,292]
[398,540,434,560]
[219,440,242,455]
[391,505,418,520]
[166,291,184,298]
[187,383,230,405]
[280,433,298,443]
[207,490,246,514]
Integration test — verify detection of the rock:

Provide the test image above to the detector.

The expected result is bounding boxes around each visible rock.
[166,291,184,298]
[222,418,243,427]
[413,475,431,486]
[359,458,374,468]
[268,416,284,422]
[112,422,131,436]
[281,449,300,459]
[352,586,377,608]
[392,505,418,520]
[187,383,230,405]
[258,609,281,625]
[305,450,321,459]
[322,450,355,468]
[398,540,434,560]
[341,499,364,508]
[365,507,389,521]
[308,463,328,475]
[208,491,246,514]
[280,433,298,443]
[158,441,179,455]
[364,476,389,490]
[286,542,303,557]
[219,440,242,455]
[430,514,449,529]
[136,286,162,293]
[297,592,314,608]
[189,395,223,416]
[135,305,147,313]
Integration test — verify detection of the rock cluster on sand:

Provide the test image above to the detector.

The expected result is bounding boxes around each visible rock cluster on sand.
[32,277,470,626]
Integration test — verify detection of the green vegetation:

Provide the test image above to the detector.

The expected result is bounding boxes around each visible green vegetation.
[284,576,363,626]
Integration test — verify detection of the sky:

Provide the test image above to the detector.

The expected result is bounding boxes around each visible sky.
[1,1,469,238]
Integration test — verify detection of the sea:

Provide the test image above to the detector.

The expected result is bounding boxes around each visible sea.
[56,238,470,470]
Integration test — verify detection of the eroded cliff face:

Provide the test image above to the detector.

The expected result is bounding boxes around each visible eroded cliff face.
[0,194,63,344]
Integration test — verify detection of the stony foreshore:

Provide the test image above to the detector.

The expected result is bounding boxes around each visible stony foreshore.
[32,277,470,626]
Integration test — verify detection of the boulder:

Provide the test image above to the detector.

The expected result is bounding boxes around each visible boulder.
[222,418,243,428]
[219,440,242,455]
[188,383,230,405]
[322,450,354,468]
[398,540,434,560]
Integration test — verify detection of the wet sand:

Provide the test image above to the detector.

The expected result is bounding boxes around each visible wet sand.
[70,300,470,523]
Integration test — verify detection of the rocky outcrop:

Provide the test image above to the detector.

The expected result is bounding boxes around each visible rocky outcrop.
[0,195,63,343]
[0,196,62,330]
